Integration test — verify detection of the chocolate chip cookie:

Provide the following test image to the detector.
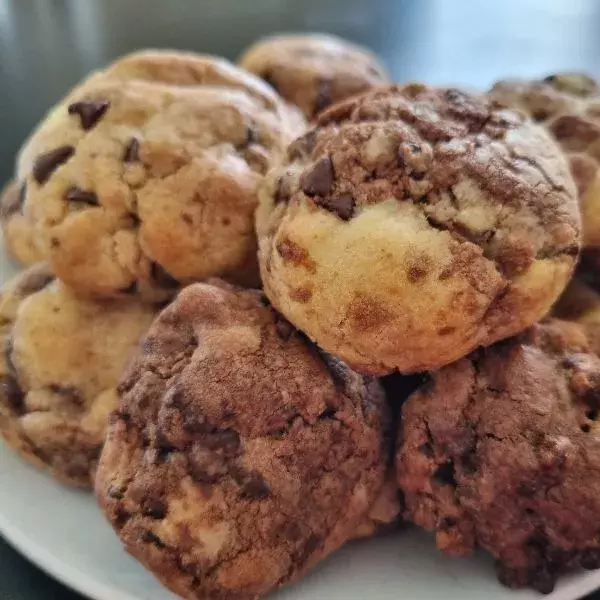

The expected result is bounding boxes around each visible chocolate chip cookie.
[490,73,600,253]
[15,50,305,300]
[0,264,156,486]
[397,320,600,593]
[239,33,390,119]
[0,180,44,265]
[257,84,580,374]
[96,281,389,599]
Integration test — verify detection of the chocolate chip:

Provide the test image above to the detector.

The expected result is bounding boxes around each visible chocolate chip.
[202,430,240,456]
[144,500,167,520]
[315,193,355,221]
[245,127,259,145]
[418,442,434,457]
[140,531,166,549]
[300,156,334,197]
[32,146,75,184]
[433,461,456,487]
[287,130,317,161]
[294,533,322,565]
[313,78,333,117]
[1,182,26,218]
[230,466,270,499]
[17,270,54,295]
[275,314,295,340]
[150,262,179,288]
[65,186,99,206]
[123,138,140,162]
[68,100,110,130]
[0,376,25,415]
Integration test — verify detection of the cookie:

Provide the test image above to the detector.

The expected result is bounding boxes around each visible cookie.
[239,33,390,119]
[15,50,305,300]
[96,281,389,600]
[489,73,600,252]
[553,278,600,355]
[0,180,44,265]
[397,320,600,593]
[0,264,156,487]
[256,84,580,374]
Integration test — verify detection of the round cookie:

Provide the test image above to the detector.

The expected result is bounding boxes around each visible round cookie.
[0,180,44,265]
[96,281,389,600]
[397,320,600,593]
[16,50,305,300]
[238,33,390,119]
[257,84,580,374]
[489,73,600,251]
[0,264,156,487]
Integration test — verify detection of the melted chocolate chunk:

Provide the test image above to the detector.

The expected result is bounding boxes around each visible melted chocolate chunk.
[0,182,26,218]
[68,100,110,130]
[65,186,99,206]
[300,156,334,197]
[315,193,355,221]
[32,146,75,185]
[123,138,140,162]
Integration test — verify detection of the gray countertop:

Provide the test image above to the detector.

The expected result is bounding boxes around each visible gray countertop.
[1,0,600,598]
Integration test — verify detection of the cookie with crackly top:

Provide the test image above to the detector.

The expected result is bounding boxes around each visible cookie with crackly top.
[239,33,390,119]
[397,319,600,593]
[256,84,581,374]
[15,50,305,301]
[96,280,390,600]
[490,73,600,256]
[0,180,44,265]
[0,263,156,487]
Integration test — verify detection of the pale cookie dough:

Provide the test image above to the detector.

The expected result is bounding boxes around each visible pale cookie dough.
[0,180,44,265]
[0,264,156,486]
[257,84,580,374]
[16,50,305,300]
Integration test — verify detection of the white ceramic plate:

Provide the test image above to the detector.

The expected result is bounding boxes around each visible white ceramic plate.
[1,253,599,600]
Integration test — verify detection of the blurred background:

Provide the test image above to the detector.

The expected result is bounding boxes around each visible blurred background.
[1,0,600,598]
[2,0,600,179]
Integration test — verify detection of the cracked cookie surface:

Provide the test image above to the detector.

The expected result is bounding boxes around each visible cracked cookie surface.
[15,50,305,300]
[96,281,389,600]
[490,73,600,253]
[397,320,600,593]
[256,84,580,374]
[0,264,156,486]
[0,180,44,265]
[238,33,390,120]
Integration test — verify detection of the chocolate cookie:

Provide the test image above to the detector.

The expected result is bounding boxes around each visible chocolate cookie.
[15,50,305,300]
[0,180,44,265]
[257,84,580,374]
[0,264,156,487]
[239,33,390,119]
[96,281,389,599]
[397,320,600,593]
[490,73,600,254]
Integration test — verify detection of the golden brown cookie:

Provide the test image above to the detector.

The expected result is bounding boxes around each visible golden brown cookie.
[397,320,600,593]
[239,33,390,119]
[0,180,44,265]
[15,50,305,301]
[490,73,600,251]
[0,264,156,487]
[96,281,390,599]
[257,84,580,374]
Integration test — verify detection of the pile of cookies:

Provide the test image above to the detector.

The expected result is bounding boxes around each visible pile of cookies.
[1,32,600,599]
